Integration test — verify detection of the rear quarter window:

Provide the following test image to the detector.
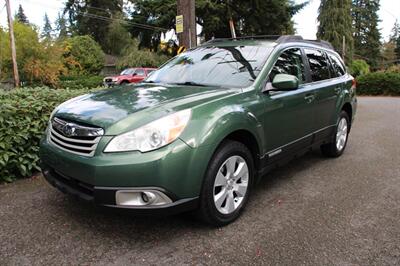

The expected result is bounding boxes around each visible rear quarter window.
[327,53,346,77]
[304,49,331,82]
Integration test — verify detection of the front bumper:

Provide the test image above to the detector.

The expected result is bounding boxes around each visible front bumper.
[40,136,213,214]
[42,165,198,215]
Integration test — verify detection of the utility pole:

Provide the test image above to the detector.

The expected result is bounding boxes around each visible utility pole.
[227,0,236,38]
[342,35,346,64]
[5,0,20,87]
[177,0,196,49]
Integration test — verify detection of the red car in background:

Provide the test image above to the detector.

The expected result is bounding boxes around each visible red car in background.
[103,67,157,86]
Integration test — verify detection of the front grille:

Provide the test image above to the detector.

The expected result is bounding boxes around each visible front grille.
[48,118,103,157]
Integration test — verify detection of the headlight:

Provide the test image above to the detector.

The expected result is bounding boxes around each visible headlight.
[112,77,118,82]
[104,109,191,153]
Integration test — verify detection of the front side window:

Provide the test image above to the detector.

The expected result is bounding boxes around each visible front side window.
[304,49,331,82]
[269,48,306,84]
[327,53,346,77]
[121,68,136,75]
[146,46,273,88]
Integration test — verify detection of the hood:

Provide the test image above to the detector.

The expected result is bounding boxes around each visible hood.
[54,84,236,132]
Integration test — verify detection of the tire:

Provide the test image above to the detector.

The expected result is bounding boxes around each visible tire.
[120,80,129,85]
[321,110,350,157]
[197,140,254,227]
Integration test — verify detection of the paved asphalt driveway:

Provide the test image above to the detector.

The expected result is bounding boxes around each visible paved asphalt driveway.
[1,97,399,265]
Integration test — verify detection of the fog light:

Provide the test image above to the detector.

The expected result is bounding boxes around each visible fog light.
[116,190,173,206]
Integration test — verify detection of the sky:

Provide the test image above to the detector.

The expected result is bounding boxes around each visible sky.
[1,0,399,42]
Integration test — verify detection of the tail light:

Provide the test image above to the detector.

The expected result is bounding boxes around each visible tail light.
[352,79,357,88]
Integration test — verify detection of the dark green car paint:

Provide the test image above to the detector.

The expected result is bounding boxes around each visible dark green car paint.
[40,39,356,209]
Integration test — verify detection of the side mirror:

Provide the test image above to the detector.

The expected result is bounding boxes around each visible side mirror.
[270,74,299,91]
[132,73,137,77]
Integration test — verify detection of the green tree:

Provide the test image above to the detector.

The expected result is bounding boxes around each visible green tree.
[104,12,131,55]
[63,35,105,75]
[55,13,69,41]
[15,4,29,24]
[127,0,307,49]
[389,21,400,60]
[317,0,354,63]
[41,13,53,41]
[64,0,123,50]
[0,22,66,86]
[352,0,381,67]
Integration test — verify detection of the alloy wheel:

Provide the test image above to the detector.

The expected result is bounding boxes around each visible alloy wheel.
[336,117,348,151]
[213,155,249,215]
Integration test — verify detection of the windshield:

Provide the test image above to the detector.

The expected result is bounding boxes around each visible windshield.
[121,68,136,75]
[146,45,272,88]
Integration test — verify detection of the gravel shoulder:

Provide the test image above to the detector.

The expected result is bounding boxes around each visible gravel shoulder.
[1,97,399,265]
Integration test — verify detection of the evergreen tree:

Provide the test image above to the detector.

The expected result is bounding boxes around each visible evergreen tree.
[104,12,131,55]
[64,0,123,50]
[352,0,381,67]
[127,0,307,49]
[56,13,69,40]
[16,4,29,24]
[41,13,53,41]
[317,0,354,63]
[389,21,400,59]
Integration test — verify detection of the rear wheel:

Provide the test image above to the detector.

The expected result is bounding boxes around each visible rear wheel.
[198,140,254,226]
[321,111,350,157]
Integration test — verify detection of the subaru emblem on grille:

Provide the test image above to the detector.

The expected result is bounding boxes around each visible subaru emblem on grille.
[63,123,76,137]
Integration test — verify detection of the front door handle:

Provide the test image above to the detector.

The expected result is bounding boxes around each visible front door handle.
[304,94,315,103]
[334,87,342,95]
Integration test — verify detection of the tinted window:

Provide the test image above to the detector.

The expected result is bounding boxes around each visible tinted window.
[328,53,346,77]
[305,49,331,81]
[146,46,272,88]
[270,48,306,84]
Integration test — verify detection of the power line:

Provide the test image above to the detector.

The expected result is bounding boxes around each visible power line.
[23,0,169,32]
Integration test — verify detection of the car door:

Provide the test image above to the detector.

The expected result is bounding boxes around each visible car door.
[131,68,146,83]
[304,49,342,137]
[262,48,316,161]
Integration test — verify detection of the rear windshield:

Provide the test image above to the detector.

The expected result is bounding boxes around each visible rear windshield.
[146,46,273,88]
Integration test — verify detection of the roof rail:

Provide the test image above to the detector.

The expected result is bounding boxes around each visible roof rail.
[302,39,334,50]
[203,35,335,50]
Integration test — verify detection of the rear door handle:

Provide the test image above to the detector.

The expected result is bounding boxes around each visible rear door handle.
[304,94,315,103]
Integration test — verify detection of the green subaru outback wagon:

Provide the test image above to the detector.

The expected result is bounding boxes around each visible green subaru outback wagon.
[40,36,357,226]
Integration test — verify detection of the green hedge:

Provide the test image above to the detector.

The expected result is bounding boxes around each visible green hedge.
[0,87,100,182]
[357,72,400,96]
[59,76,104,90]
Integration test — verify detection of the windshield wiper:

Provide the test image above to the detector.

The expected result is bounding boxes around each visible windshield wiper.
[172,81,209,87]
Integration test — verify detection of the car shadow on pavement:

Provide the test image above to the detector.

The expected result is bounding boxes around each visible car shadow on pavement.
[55,149,329,237]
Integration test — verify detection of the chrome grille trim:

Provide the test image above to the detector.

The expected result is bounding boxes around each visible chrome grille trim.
[48,118,103,157]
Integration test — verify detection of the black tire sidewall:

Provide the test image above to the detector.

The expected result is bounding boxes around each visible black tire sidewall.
[331,111,350,156]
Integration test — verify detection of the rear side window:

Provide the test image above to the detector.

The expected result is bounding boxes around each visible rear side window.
[270,48,306,84]
[304,49,331,82]
[327,53,346,77]
[136,69,146,76]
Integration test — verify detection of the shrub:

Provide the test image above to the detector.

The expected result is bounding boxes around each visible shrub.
[59,75,104,89]
[0,87,100,182]
[349,59,370,77]
[63,36,105,75]
[357,72,400,96]
[117,39,170,69]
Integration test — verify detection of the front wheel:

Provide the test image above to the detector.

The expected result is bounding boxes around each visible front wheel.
[321,111,350,157]
[197,140,254,226]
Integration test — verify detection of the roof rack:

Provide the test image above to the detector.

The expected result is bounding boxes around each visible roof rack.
[203,35,334,50]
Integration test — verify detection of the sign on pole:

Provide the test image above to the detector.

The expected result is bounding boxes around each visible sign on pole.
[176,15,184,34]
